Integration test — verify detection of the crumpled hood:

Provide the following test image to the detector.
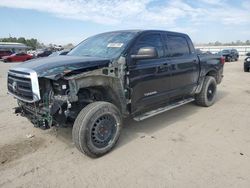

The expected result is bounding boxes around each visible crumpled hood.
[13,55,111,79]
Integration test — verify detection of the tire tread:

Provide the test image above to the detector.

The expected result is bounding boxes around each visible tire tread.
[72,101,121,158]
[195,76,217,107]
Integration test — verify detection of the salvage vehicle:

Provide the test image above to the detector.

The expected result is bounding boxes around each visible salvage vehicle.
[3,52,33,62]
[220,49,239,62]
[7,30,224,157]
[244,53,250,72]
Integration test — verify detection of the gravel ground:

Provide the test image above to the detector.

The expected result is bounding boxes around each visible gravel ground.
[0,58,250,188]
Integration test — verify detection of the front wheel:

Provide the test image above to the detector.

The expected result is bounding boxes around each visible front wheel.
[72,101,122,158]
[195,76,217,107]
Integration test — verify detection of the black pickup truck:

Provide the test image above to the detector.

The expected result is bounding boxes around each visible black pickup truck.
[220,49,239,62]
[244,53,250,72]
[7,30,224,157]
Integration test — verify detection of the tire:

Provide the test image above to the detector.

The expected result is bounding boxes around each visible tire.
[244,67,249,72]
[72,101,122,158]
[195,76,217,107]
[4,59,10,63]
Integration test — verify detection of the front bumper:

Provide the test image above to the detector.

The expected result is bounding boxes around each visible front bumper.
[16,101,52,129]
[16,96,70,129]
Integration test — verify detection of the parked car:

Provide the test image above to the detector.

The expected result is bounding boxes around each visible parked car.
[3,52,33,62]
[195,48,203,55]
[205,51,213,55]
[0,50,13,59]
[244,54,250,72]
[36,50,52,58]
[220,49,239,62]
[49,50,70,57]
[195,49,213,55]
[7,30,224,157]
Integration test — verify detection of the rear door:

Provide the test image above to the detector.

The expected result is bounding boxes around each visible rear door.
[128,32,172,114]
[164,34,199,99]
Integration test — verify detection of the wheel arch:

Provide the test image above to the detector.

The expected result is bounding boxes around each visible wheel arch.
[195,68,219,94]
[67,74,129,117]
[205,69,218,81]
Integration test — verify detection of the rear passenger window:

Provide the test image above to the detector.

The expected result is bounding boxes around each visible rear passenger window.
[133,33,164,58]
[166,35,190,57]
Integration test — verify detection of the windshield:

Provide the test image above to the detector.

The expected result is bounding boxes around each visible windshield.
[68,32,137,59]
[222,50,230,53]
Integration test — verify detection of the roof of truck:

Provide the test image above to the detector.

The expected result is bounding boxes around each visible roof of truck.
[101,29,187,36]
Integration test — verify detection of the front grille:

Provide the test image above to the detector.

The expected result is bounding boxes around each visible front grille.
[7,69,41,103]
[8,73,33,100]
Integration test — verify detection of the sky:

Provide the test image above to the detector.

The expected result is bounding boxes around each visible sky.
[0,0,250,45]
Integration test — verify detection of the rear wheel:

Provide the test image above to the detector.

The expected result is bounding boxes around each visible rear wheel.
[195,76,217,107]
[72,101,122,158]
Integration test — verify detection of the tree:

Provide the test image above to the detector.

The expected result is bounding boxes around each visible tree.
[214,41,222,46]
[17,37,26,44]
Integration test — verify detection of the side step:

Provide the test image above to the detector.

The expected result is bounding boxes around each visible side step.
[133,98,195,121]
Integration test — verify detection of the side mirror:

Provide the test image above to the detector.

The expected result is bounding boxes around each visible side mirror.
[131,47,158,60]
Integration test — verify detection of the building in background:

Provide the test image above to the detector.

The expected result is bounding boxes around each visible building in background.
[0,42,30,53]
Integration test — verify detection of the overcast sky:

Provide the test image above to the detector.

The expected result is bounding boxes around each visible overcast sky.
[0,0,249,45]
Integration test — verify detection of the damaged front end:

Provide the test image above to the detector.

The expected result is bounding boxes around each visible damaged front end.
[11,76,74,129]
[7,55,129,129]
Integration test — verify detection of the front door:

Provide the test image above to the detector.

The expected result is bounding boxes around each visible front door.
[128,32,172,114]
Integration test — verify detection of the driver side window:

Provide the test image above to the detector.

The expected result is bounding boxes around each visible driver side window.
[133,33,164,58]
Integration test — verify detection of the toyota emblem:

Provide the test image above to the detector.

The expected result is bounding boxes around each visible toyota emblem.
[12,81,17,92]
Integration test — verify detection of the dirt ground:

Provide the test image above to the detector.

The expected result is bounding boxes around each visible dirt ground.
[0,58,250,188]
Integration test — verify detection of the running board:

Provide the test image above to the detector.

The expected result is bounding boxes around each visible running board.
[133,98,195,121]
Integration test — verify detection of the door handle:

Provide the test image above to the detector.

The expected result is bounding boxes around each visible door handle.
[157,63,169,73]
[159,63,168,68]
